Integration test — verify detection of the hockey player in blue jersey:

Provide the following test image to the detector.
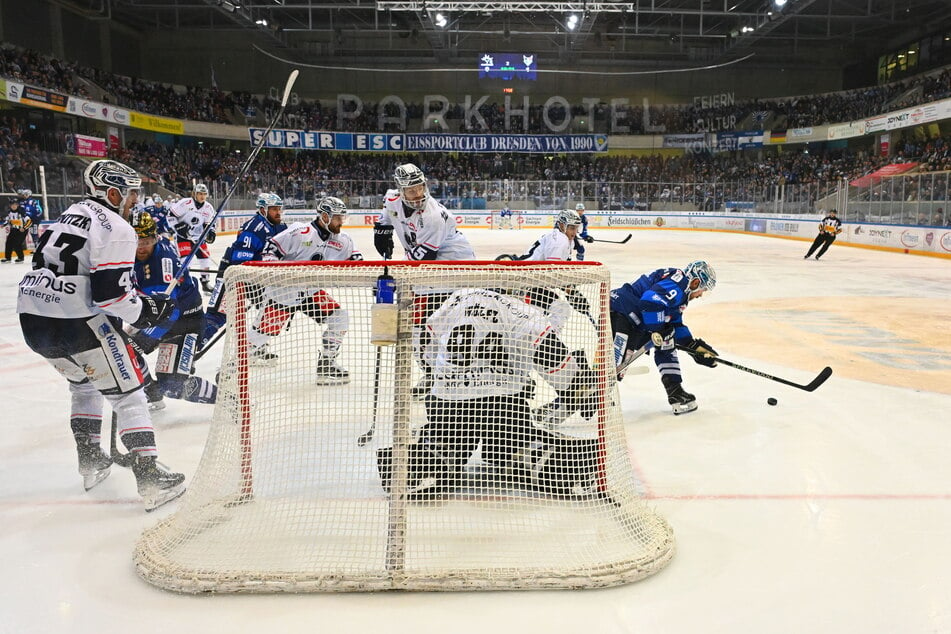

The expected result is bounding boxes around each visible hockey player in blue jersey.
[572,203,593,260]
[16,188,43,244]
[609,261,718,415]
[200,192,287,348]
[131,211,217,410]
[144,194,172,238]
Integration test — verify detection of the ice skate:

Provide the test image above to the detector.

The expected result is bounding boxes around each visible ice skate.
[76,438,112,491]
[201,279,215,294]
[315,356,350,385]
[133,455,186,512]
[665,382,698,415]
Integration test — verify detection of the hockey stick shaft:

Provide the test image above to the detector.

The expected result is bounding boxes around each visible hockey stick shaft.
[194,326,227,363]
[357,346,383,447]
[163,69,300,296]
[675,345,833,392]
[591,234,632,244]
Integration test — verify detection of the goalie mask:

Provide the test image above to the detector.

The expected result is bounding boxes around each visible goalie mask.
[83,159,142,210]
[315,196,347,234]
[684,260,716,293]
[394,163,428,211]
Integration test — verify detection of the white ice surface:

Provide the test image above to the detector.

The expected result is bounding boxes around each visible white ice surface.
[1,226,950,634]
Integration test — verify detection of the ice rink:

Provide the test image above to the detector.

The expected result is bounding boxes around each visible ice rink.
[1,224,950,634]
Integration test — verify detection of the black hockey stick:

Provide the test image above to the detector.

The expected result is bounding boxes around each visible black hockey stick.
[358,262,391,447]
[163,69,300,296]
[194,326,227,363]
[675,344,833,392]
[591,234,632,244]
[357,346,383,447]
[110,413,134,468]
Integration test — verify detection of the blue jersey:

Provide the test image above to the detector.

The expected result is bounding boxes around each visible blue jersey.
[224,213,287,266]
[18,198,43,229]
[610,267,694,341]
[133,237,203,340]
[578,213,590,240]
[500,207,512,218]
[146,204,172,235]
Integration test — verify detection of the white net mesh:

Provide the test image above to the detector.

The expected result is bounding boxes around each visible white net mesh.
[134,261,674,593]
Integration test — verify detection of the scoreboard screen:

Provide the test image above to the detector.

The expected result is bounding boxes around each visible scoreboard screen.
[478,53,538,80]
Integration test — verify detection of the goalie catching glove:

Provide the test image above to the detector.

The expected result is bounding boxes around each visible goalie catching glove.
[133,294,175,330]
[373,222,394,259]
[683,337,718,367]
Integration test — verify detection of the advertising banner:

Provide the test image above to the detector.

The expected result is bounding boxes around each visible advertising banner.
[18,85,67,112]
[68,133,108,158]
[129,112,185,135]
[66,97,131,126]
[249,128,608,154]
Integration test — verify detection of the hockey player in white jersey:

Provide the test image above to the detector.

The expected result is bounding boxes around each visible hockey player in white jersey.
[16,159,185,511]
[523,208,580,261]
[169,182,216,292]
[376,288,600,498]
[250,196,362,383]
[373,163,475,262]
[373,163,477,398]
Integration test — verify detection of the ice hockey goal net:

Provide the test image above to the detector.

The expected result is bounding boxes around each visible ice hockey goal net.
[134,261,674,593]
[490,208,522,229]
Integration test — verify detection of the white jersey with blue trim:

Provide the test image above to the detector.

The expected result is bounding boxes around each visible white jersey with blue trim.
[379,189,475,261]
[16,199,143,322]
[523,228,573,261]
[168,196,215,242]
[267,221,361,262]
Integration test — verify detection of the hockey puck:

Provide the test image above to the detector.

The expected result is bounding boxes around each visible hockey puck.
[767,397,778,406]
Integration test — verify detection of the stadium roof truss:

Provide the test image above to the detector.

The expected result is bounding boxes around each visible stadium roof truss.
[62,0,951,66]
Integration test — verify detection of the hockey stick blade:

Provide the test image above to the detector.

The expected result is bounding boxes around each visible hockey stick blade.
[676,344,833,392]
[592,233,632,244]
[163,68,300,296]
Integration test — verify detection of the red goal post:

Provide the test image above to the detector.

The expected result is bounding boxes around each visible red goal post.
[134,261,674,593]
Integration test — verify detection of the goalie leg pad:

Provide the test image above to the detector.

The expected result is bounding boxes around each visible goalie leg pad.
[302,290,341,320]
[511,432,600,496]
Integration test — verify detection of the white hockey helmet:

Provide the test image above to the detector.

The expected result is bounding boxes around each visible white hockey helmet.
[193,183,209,195]
[16,188,32,198]
[575,203,585,212]
[684,261,716,292]
[316,196,347,219]
[151,194,163,204]
[256,192,283,210]
[394,163,428,210]
[556,209,582,230]
[83,160,141,204]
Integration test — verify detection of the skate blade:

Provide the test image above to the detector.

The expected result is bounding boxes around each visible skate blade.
[82,467,112,491]
[143,483,186,512]
[314,375,350,386]
[671,402,698,415]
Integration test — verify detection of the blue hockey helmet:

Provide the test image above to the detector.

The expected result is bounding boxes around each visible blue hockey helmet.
[684,261,716,292]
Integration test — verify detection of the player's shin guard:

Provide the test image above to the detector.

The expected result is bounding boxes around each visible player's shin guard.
[182,375,218,404]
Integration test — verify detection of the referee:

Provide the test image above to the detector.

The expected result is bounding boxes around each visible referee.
[804,208,842,260]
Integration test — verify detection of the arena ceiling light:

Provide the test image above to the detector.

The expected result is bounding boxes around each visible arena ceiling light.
[434,12,448,26]
[566,13,579,30]
[774,0,787,6]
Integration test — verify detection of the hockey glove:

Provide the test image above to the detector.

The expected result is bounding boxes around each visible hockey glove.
[583,235,594,243]
[373,222,395,259]
[684,337,718,367]
[649,322,676,347]
[133,294,175,330]
[205,228,217,244]
[173,221,192,242]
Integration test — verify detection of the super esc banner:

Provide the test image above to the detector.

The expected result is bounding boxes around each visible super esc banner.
[249,128,608,154]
